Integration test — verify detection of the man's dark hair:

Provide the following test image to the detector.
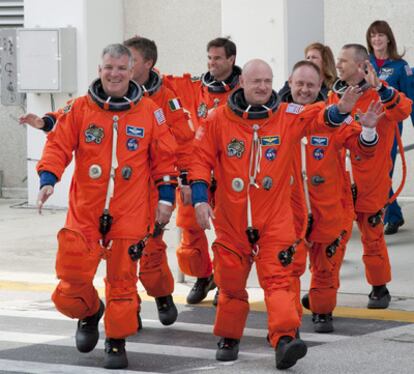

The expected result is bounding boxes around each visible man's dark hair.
[291,60,321,77]
[124,36,158,68]
[207,37,236,58]
[342,44,369,62]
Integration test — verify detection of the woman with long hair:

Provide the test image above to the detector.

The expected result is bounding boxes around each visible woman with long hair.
[304,42,338,95]
[366,20,414,235]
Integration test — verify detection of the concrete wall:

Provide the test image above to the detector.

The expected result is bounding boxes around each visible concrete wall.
[324,0,414,197]
[123,0,222,76]
[124,0,324,93]
[221,0,286,89]
[286,0,324,74]
[0,103,26,198]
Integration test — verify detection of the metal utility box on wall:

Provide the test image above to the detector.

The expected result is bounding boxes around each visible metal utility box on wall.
[0,29,25,106]
[16,27,77,93]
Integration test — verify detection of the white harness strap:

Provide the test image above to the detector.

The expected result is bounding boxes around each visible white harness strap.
[345,149,355,186]
[300,137,312,216]
[247,124,262,255]
[99,115,119,250]
[104,115,119,211]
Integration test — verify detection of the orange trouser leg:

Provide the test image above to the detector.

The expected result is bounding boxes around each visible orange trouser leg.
[176,227,212,277]
[176,196,212,277]
[212,242,251,340]
[51,228,102,320]
[256,243,300,348]
[308,241,346,314]
[290,241,308,319]
[139,234,174,297]
[356,212,391,286]
[104,239,139,339]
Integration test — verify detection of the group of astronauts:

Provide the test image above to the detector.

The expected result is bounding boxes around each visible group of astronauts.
[20,33,412,370]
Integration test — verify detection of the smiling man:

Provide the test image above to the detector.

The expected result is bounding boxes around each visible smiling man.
[36,43,178,370]
[281,60,384,334]
[329,43,412,310]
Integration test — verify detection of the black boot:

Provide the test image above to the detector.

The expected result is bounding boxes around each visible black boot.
[276,336,307,370]
[216,337,240,361]
[103,338,128,369]
[367,285,391,309]
[312,313,334,333]
[186,275,216,304]
[75,300,104,353]
[155,295,178,326]
[267,330,300,346]
[301,293,310,310]
[384,219,404,235]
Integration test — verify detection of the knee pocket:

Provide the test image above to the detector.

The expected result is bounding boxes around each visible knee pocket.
[176,247,204,276]
[56,229,100,283]
[52,287,92,319]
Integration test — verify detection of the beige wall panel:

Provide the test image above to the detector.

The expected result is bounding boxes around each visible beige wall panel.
[124,0,222,76]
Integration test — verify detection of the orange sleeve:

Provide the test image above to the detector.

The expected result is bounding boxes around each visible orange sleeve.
[148,103,179,185]
[382,88,412,122]
[36,98,82,180]
[163,73,201,113]
[336,122,376,159]
[285,102,339,140]
[188,112,218,184]
[162,87,195,171]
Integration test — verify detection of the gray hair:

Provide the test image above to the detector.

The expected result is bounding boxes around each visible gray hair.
[342,44,369,63]
[101,43,133,68]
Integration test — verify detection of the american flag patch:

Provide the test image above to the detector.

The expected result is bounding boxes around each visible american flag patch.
[154,108,166,125]
[344,115,353,125]
[405,64,413,76]
[286,103,304,114]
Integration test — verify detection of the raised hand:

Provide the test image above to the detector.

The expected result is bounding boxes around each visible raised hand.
[361,61,381,89]
[337,85,363,113]
[357,100,385,128]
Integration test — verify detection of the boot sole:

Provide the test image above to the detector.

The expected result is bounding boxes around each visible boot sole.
[103,355,128,369]
[216,348,239,361]
[314,323,334,333]
[367,294,391,309]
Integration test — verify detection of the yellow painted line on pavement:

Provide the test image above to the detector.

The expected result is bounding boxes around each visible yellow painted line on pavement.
[2,280,414,323]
